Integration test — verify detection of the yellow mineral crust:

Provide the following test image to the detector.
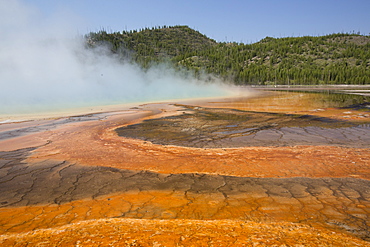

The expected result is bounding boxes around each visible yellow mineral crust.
[1,218,368,247]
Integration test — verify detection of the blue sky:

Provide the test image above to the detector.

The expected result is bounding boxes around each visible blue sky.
[16,0,370,43]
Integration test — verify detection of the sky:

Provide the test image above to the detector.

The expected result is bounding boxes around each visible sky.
[26,0,370,43]
[1,0,369,117]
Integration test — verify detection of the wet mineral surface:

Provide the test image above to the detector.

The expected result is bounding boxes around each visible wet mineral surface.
[116,105,370,148]
[1,89,370,246]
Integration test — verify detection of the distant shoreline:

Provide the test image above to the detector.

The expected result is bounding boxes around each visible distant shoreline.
[251,84,370,96]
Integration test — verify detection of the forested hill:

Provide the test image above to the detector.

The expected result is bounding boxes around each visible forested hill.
[86,26,370,85]
[86,26,217,67]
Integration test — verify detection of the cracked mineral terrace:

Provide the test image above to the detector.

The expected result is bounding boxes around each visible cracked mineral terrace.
[0,88,370,246]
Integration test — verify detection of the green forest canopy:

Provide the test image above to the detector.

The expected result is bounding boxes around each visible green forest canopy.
[86,25,370,85]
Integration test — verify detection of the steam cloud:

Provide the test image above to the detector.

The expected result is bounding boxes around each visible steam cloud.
[0,0,233,116]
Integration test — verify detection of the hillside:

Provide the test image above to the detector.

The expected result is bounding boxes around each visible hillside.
[86,25,217,68]
[86,26,370,85]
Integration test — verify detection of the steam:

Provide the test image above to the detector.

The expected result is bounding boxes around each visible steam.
[0,0,233,116]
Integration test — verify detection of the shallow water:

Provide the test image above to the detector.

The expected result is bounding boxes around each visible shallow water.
[116,90,370,148]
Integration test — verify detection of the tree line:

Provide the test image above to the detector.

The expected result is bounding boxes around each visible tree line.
[86,26,370,85]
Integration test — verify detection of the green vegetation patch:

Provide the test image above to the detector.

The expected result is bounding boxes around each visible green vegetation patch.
[87,27,370,85]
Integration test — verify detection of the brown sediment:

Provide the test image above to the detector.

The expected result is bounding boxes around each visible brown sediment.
[0,90,370,244]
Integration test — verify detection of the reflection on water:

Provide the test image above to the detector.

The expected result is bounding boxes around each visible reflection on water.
[117,90,370,148]
[206,90,370,113]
